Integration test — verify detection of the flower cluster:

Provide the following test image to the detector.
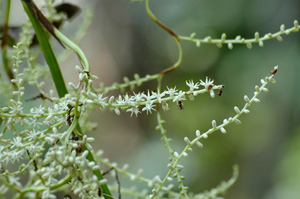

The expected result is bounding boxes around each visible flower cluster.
[81,77,222,117]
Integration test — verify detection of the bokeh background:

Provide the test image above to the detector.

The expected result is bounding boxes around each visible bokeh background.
[5,0,300,198]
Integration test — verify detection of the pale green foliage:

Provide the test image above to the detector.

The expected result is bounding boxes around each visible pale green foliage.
[0,1,291,199]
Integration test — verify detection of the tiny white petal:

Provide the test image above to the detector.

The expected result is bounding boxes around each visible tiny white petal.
[167,177,173,182]
[253,98,260,103]
[234,106,240,114]
[82,151,89,158]
[235,119,241,124]
[196,130,201,137]
[173,152,179,158]
[196,141,203,148]
[255,85,260,92]
[114,108,120,115]
[87,137,95,142]
[244,95,250,102]
[92,165,100,170]
[210,90,215,98]
[99,179,108,185]
[243,109,250,114]
[109,96,114,104]
[176,164,184,170]
[270,77,276,84]
[220,127,226,134]
[167,164,173,169]
[212,120,217,128]
[184,137,190,145]
[122,164,129,170]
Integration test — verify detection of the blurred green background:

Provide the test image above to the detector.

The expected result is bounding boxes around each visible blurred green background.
[5,0,300,198]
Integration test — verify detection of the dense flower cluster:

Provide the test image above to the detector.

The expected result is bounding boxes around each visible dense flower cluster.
[80,77,223,117]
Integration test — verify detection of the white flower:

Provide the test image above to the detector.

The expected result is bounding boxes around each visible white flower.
[116,95,125,105]
[210,90,215,98]
[27,129,41,141]
[142,102,156,114]
[173,91,186,102]
[122,94,135,106]
[11,136,23,149]
[97,93,108,108]
[126,106,140,117]
[166,86,178,97]
[9,102,23,114]
[28,143,40,155]
[200,77,214,90]
[30,105,45,116]
[133,92,144,103]
[142,90,156,102]
[151,89,165,103]
[186,80,199,91]
[58,100,69,111]
[8,176,22,187]
[11,150,25,163]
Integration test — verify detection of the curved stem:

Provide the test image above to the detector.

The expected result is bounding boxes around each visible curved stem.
[145,0,182,74]
[159,38,182,74]
[54,28,90,72]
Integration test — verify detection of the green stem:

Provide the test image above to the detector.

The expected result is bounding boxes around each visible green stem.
[54,28,90,71]
[145,0,182,74]
[1,0,16,88]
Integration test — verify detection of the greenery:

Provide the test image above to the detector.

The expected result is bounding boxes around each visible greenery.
[0,1,299,199]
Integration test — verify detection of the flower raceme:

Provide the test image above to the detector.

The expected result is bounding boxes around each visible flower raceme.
[81,77,223,117]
